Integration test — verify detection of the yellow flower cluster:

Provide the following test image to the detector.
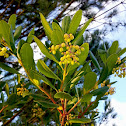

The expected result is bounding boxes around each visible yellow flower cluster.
[0,47,9,58]
[17,84,28,96]
[112,62,126,78]
[32,103,44,118]
[49,33,85,66]
[101,81,115,95]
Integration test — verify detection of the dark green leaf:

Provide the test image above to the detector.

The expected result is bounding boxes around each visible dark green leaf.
[89,51,101,71]
[6,94,17,105]
[91,86,109,96]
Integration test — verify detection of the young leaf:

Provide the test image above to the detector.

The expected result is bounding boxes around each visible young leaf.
[39,12,53,40]
[0,62,19,74]
[5,83,9,97]
[68,118,91,124]
[8,14,16,30]
[62,16,71,33]
[33,36,58,63]
[14,26,22,41]
[89,51,101,71]
[0,20,10,47]
[67,10,82,34]
[83,72,97,92]
[54,92,72,100]
[51,22,64,45]
[37,59,61,81]
[108,41,119,56]
[72,18,93,44]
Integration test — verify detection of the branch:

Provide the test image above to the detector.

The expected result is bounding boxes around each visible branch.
[0,105,8,114]
[3,99,33,126]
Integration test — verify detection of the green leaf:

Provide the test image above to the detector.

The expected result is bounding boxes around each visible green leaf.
[81,94,93,102]
[99,65,108,84]
[37,59,61,81]
[51,22,64,45]
[89,51,101,71]
[20,43,35,78]
[67,10,82,34]
[0,62,19,74]
[14,26,22,41]
[108,41,119,56]
[68,118,91,124]
[6,94,17,105]
[98,49,107,64]
[54,92,72,100]
[35,101,58,108]
[27,27,35,44]
[73,35,84,46]
[91,86,109,96]
[0,20,10,46]
[1,92,4,104]
[30,93,47,100]
[10,26,15,52]
[0,81,6,92]
[17,39,26,59]
[33,36,58,63]
[72,18,93,44]
[117,48,126,57]
[67,97,77,105]
[106,54,118,74]
[83,72,97,92]
[62,16,71,33]
[29,69,57,91]
[8,14,16,30]
[5,83,9,97]
[39,12,53,40]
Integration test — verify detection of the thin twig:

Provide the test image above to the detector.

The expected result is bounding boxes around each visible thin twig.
[0,105,8,114]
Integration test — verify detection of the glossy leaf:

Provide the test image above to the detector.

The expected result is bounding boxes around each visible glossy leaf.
[62,16,71,33]
[8,14,16,30]
[67,10,82,34]
[68,118,91,123]
[14,26,22,41]
[91,86,109,96]
[117,48,126,57]
[106,54,118,74]
[0,62,19,74]
[33,36,58,63]
[39,12,53,39]
[83,72,97,92]
[0,20,10,46]
[89,51,101,71]
[54,92,72,100]
[108,41,119,55]
[72,18,93,44]
[37,59,61,81]
[51,22,64,45]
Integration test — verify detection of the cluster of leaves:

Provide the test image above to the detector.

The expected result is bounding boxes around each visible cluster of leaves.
[0,9,126,126]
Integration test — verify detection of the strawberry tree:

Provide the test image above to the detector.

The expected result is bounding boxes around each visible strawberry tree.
[0,10,126,125]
